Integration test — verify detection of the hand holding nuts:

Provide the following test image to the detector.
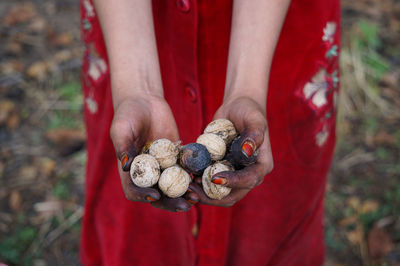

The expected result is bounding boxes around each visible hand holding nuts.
[128,119,257,204]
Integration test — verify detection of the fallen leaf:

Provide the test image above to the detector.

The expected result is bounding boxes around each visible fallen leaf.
[34,199,62,220]
[347,196,361,210]
[346,226,364,245]
[0,60,25,75]
[5,41,23,55]
[359,200,379,214]
[0,100,16,125]
[19,166,38,181]
[48,32,74,47]
[36,157,56,177]
[9,190,22,212]
[339,215,359,227]
[54,50,73,63]
[26,61,49,81]
[28,17,47,33]
[3,3,37,26]
[368,226,394,260]
[373,131,396,145]
[45,129,86,156]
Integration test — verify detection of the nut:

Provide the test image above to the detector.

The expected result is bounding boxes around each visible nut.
[204,119,237,144]
[158,165,191,198]
[202,162,232,200]
[149,138,180,169]
[180,143,211,175]
[196,133,226,161]
[130,154,160,188]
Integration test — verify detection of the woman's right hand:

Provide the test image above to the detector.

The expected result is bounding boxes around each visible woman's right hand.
[110,95,194,212]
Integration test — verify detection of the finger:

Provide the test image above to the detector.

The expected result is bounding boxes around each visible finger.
[184,191,199,205]
[188,183,249,207]
[150,196,192,212]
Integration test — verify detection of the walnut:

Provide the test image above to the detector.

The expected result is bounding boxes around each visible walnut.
[204,119,237,144]
[202,162,232,200]
[196,133,226,161]
[179,143,211,175]
[149,138,180,169]
[130,154,160,188]
[158,165,191,198]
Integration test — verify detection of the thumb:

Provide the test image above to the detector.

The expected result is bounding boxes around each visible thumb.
[110,118,140,171]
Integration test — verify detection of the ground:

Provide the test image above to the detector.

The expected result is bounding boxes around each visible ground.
[0,1,399,265]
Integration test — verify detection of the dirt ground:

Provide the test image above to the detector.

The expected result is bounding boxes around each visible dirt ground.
[0,0,399,265]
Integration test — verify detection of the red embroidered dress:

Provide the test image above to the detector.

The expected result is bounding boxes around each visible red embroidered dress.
[80,1,340,265]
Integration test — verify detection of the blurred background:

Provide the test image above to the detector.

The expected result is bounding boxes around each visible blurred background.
[0,0,399,265]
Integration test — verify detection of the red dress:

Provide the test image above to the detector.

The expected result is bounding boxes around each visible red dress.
[80,0,340,265]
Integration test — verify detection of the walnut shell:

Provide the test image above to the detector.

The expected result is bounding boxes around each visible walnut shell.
[179,143,211,175]
[204,119,237,144]
[196,133,226,161]
[130,154,160,188]
[202,162,232,200]
[149,138,180,169]
[158,165,191,198]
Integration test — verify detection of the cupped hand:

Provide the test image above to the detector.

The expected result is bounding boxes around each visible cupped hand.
[188,96,274,207]
[110,95,193,212]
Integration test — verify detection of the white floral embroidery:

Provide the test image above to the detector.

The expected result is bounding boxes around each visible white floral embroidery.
[316,126,329,147]
[303,68,329,108]
[322,22,336,43]
[88,57,107,81]
[86,96,98,114]
[84,0,95,17]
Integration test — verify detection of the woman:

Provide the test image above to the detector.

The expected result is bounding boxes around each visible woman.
[80,0,340,265]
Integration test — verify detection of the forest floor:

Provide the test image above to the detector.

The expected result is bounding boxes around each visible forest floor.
[0,0,399,265]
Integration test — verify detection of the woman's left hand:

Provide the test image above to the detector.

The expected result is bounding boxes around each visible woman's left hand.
[188,96,274,207]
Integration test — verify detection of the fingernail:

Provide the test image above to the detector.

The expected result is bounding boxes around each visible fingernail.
[188,199,197,205]
[242,140,255,158]
[120,153,129,169]
[211,177,227,185]
[146,195,157,202]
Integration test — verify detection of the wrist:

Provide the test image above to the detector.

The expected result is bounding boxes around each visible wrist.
[110,65,164,109]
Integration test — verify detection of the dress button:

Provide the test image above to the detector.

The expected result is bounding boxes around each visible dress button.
[176,0,191,13]
[185,85,197,103]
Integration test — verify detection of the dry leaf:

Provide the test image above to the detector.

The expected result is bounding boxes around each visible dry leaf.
[5,41,23,55]
[339,215,359,227]
[9,190,23,211]
[373,131,396,145]
[3,3,37,26]
[45,129,86,156]
[48,32,74,47]
[28,17,47,33]
[6,112,20,129]
[36,157,56,177]
[359,200,379,214]
[346,226,364,245]
[0,100,16,125]
[368,226,394,259]
[54,50,73,63]
[0,60,25,75]
[26,61,49,81]
[347,196,361,210]
[19,166,38,181]
[34,199,62,220]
